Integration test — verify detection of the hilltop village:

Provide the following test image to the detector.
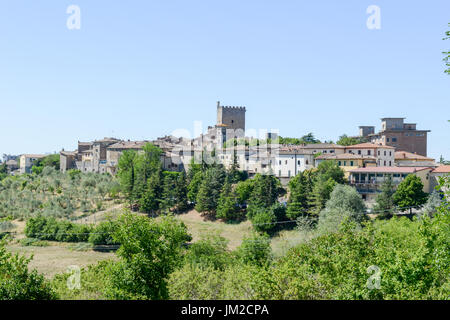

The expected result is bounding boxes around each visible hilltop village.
[3,102,449,203]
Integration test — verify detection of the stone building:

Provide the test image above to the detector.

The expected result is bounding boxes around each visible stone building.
[344,143,395,167]
[348,166,434,202]
[429,165,450,195]
[365,118,430,156]
[19,154,46,174]
[394,151,436,167]
[216,101,246,132]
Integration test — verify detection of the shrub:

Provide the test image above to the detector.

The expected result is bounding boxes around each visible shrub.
[25,216,93,242]
[88,220,119,246]
[0,240,57,299]
[20,238,49,247]
[235,233,272,267]
[250,207,276,233]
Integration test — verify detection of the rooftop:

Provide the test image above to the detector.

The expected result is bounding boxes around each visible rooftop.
[395,151,434,161]
[345,143,394,149]
[316,153,376,160]
[349,166,432,174]
[432,165,450,173]
[21,154,46,158]
[108,141,149,150]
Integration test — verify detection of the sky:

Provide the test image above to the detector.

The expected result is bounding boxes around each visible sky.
[0,0,449,160]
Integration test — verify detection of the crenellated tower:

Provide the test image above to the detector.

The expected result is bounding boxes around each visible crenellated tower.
[216,101,246,131]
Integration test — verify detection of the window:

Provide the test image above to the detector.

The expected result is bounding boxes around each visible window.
[368,150,371,155]
[297,160,301,165]
[306,159,309,165]
[389,151,392,156]
[358,150,361,155]
[386,138,390,142]
[288,170,291,177]
[392,137,397,142]
[384,151,386,156]
[384,161,386,166]
[279,170,281,177]
[343,161,347,166]
[279,160,281,165]
[350,161,354,166]
[389,161,391,166]
[338,161,342,166]
[378,151,380,156]
[285,160,288,165]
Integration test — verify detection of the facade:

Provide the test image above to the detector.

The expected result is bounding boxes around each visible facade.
[367,118,430,156]
[395,151,436,167]
[272,145,315,179]
[429,165,450,194]
[348,166,433,202]
[5,159,19,173]
[315,153,376,178]
[358,126,375,137]
[19,154,46,174]
[216,101,246,132]
[106,140,149,175]
[344,143,395,167]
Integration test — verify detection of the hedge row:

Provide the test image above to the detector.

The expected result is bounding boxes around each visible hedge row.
[25,216,118,245]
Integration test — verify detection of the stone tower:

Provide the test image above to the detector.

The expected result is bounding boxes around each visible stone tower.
[216,101,246,131]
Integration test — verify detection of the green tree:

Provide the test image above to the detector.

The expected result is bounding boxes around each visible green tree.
[117,149,138,203]
[184,233,232,270]
[286,171,314,220]
[420,191,442,218]
[0,162,7,181]
[318,184,367,234]
[235,179,254,205]
[195,165,226,215]
[0,240,57,299]
[393,175,428,214]
[133,143,163,200]
[373,175,396,219]
[336,134,367,146]
[187,170,203,203]
[216,179,240,221]
[139,167,163,213]
[250,207,277,233]
[174,171,189,212]
[236,233,272,267]
[105,213,190,300]
[308,160,345,216]
[31,154,60,174]
[247,174,282,215]
[160,171,179,212]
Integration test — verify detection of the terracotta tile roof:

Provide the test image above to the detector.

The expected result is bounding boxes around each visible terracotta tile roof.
[395,151,434,161]
[432,165,450,173]
[316,153,376,160]
[349,166,432,173]
[21,154,46,158]
[345,143,394,149]
[108,141,149,150]
[302,143,345,149]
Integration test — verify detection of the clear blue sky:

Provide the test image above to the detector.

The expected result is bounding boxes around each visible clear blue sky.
[1,0,449,160]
